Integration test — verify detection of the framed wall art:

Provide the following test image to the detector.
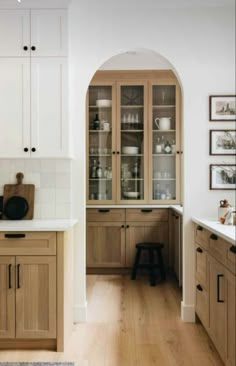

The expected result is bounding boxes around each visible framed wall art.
[209,130,236,155]
[209,95,236,121]
[210,164,236,190]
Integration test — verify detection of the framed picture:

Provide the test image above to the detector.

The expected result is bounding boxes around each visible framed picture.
[210,164,236,190]
[209,130,236,155]
[209,95,236,121]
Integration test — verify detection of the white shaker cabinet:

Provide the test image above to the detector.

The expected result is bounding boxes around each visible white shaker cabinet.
[31,58,68,157]
[0,10,30,57]
[0,58,30,158]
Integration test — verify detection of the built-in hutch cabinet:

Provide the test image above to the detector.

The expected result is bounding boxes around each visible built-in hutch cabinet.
[194,224,236,366]
[87,71,181,205]
[0,9,69,158]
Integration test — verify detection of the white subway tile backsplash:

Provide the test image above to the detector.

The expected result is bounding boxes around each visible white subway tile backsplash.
[0,158,72,219]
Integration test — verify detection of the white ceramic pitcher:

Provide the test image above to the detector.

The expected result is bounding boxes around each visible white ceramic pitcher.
[155,117,171,130]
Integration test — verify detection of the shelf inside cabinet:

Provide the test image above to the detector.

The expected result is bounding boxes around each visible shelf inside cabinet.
[89,178,112,181]
[121,154,144,157]
[121,105,144,109]
[152,154,175,157]
[89,105,112,109]
[153,178,176,181]
[89,154,112,157]
[121,129,144,133]
[152,105,175,109]
[89,130,111,133]
[121,178,144,181]
[153,130,176,133]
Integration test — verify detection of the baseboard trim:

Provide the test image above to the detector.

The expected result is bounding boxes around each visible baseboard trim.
[181,301,196,322]
[73,302,87,323]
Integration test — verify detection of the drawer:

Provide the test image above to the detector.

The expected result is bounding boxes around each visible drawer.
[0,232,56,255]
[209,233,236,274]
[195,225,210,250]
[126,208,168,222]
[196,282,209,329]
[195,245,208,288]
[86,208,125,222]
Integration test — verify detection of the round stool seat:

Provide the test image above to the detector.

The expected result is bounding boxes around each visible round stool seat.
[136,242,164,250]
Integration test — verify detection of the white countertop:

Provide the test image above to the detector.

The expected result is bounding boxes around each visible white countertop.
[170,205,183,215]
[192,217,236,246]
[87,204,183,214]
[0,219,78,232]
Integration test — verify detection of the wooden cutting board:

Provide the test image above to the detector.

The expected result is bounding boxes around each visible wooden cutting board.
[3,172,35,220]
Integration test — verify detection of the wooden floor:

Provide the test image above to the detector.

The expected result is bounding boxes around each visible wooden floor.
[0,275,223,365]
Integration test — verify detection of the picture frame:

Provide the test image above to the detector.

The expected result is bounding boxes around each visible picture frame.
[210,164,236,190]
[209,95,236,121]
[209,130,236,155]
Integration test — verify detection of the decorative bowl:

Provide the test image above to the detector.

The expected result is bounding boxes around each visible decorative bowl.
[122,146,139,154]
[123,191,140,198]
[96,99,112,107]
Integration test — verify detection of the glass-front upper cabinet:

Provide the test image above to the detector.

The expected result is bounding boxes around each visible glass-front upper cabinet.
[117,82,147,203]
[150,82,180,203]
[87,84,116,203]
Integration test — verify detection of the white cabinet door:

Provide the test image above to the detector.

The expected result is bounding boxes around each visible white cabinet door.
[0,58,30,158]
[0,10,30,57]
[31,10,67,57]
[31,58,68,157]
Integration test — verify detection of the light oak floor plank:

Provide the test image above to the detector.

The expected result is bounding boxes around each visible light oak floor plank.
[0,275,224,366]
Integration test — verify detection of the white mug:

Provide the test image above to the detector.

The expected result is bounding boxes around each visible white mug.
[155,117,171,130]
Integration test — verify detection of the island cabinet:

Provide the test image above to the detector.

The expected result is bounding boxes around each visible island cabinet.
[86,208,169,271]
[0,230,73,352]
[194,224,236,366]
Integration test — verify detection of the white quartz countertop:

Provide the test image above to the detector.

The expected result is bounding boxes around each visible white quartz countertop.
[192,217,236,246]
[87,204,183,213]
[0,219,78,232]
[170,205,183,215]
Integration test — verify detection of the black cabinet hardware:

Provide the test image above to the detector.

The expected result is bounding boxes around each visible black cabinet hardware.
[196,247,203,253]
[98,209,110,213]
[112,151,116,155]
[5,233,25,239]
[23,46,28,51]
[126,225,130,229]
[175,215,179,219]
[8,264,12,289]
[196,284,203,291]
[141,209,152,213]
[217,274,224,303]
[117,151,120,155]
[176,151,180,154]
[31,46,36,51]
[210,233,218,241]
[24,147,29,152]
[121,225,125,228]
[197,226,203,231]
[17,264,20,289]
[31,147,36,152]
[230,245,236,253]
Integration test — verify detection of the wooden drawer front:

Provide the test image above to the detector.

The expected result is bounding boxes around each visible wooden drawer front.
[196,282,209,329]
[0,232,56,255]
[86,209,125,222]
[195,225,210,249]
[195,245,208,288]
[209,234,236,274]
[126,208,168,222]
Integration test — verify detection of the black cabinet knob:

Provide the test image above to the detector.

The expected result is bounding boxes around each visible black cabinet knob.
[24,147,29,152]
[117,151,120,155]
[112,151,116,155]
[23,46,28,51]
[31,147,36,152]
[121,225,125,228]
[31,46,36,51]
[196,247,203,253]
[126,225,130,229]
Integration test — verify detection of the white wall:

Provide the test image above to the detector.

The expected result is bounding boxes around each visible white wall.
[69,1,235,321]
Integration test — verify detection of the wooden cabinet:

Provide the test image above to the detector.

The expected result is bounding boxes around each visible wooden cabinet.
[0,9,67,57]
[194,224,236,366]
[0,230,73,351]
[87,71,181,205]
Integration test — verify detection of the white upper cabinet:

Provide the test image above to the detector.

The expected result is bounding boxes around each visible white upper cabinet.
[0,9,67,57]
[31,10,67,57]
[0,58,30,157]
[0,10,30,57]
[31,58,68,157]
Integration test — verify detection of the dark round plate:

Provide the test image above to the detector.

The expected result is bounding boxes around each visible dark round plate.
[4,196,29,220]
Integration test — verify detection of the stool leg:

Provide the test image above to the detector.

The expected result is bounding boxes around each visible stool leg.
[149,249,156,286]
[157,249,166,281]
[131,248,141,280]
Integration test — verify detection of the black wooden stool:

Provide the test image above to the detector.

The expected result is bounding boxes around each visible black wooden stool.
[131,242,166,286]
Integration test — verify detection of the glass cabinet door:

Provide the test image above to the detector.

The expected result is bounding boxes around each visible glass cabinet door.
[118,83,147,202]
[151,83,179,202]
[87,85,115,202]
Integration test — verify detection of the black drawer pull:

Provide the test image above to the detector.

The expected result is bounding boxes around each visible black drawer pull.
[196,284,203,292]
[17,264,20,289]
[196,247,203,253]
[210,233,218,241]
[197,226,203,231]
[5,233,26,239]
[217,274,224,303]
[98,209,110,213]
[175,216,179,219]
[141,209,153,213]
[230,245,236,254]
[8,264,12,289]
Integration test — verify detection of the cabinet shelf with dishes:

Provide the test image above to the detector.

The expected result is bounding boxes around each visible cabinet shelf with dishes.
[86,71,181,204]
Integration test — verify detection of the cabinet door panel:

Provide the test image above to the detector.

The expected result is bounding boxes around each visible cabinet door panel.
[225,269,235,366]
[31,58,68,157]
[196,282,209,329]
[86,222,125,267]
[31,10,67,57]
[0,257,15,339]
[0,58,30,157]
[0,10,30,57]
[16,256,56,339]
[195,245,208,288]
